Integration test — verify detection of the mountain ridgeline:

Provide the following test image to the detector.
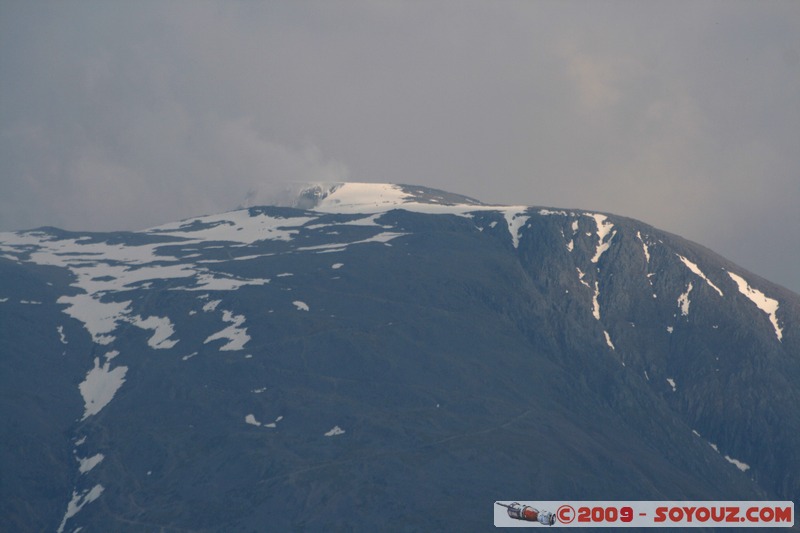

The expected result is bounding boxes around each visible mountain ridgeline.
[1,183,797,531]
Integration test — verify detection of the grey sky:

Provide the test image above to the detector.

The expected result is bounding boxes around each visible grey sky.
[1,1,799,293]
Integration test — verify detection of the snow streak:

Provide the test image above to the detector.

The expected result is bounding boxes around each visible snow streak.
[604,331,615,350]
[57,484,104,533]
[637,231,650,263]
[724,455,751,472]
[727,271,783,341]
[588,214,615,264]
[676,255,723,297]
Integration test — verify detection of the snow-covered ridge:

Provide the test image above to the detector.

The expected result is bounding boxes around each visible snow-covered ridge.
[287,182,485,213]
[298,183,533,248]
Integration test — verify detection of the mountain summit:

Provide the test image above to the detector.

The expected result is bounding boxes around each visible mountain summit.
[242,182,487,211]
[1,183,797,531]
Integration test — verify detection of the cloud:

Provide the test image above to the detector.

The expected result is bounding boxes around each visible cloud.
[217,119,348,193]
[560,43,624,113]
[0,1,798,291]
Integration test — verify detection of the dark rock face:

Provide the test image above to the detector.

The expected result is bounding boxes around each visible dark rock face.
[1,186,797,531]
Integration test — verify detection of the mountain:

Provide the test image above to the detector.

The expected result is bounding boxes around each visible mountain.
[1,183,797,531]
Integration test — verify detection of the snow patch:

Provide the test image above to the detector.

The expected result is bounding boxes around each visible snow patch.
[245,414,261,427]
[503,209,530,249]
[293,300,309,311]
[591,281,601,321]
[181,352,197,361]
[202,299,221,312]
[306,213,389,230]
[294,231,407,252]
[305,183,508,223]
[58,325,67,344]
[57,484,104,533]
[149,211,316,244]
[666,378,677,392]
[78,453,104,474]
[727,271,783,341]
[694,430,727,459]
[264,415,283,428]
[724,455,750,472]
[57,294,131,345]
[231,253,272,262]
[312,183,413,212]
[130,315,178,349]
[677,282,693,316]
[575,268,600,320]
[204,310,250,351]
[180,272,269,291]
[576,268,591,289]
[79,358,128,420]
[324,425,346,437]
[331,263,344,269]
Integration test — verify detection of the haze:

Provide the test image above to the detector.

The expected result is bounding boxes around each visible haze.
[1,1,798,293]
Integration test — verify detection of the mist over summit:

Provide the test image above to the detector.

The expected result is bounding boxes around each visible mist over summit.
[240,182,487,212]
[1,183,797,531]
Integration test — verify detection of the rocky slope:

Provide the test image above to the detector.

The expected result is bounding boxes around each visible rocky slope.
[1,183,797,531]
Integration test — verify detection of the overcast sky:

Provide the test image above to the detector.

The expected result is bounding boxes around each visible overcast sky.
[1,1,798,293]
